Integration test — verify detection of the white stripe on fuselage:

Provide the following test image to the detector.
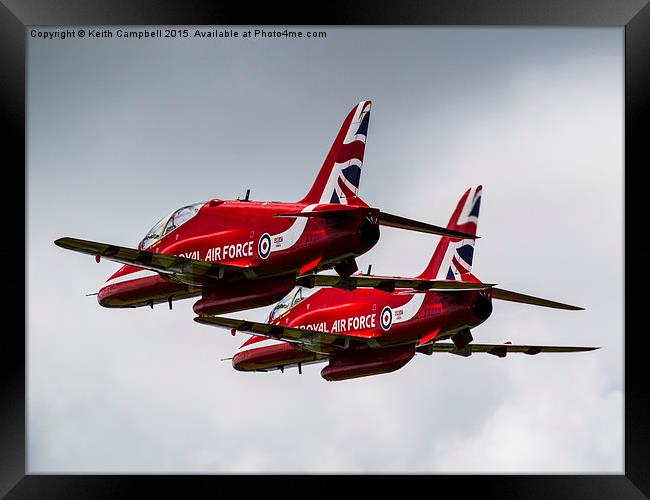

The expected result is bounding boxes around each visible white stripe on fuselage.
[392,293,426,324]
[237,337,286,353]
[102,269,159,288]
[269,203,318,254]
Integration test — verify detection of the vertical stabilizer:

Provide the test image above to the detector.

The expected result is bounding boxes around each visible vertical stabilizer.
[417,186,482,280]
[300,100,371,205]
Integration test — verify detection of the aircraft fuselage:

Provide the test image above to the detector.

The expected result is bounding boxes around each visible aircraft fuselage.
[98,200,380,314]
[232,286,493,374]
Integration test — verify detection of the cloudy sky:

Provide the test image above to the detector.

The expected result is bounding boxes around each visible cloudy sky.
[27,27,623,473]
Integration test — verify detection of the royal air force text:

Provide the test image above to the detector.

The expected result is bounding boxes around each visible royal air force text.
[178,241,254,261]
[298,314,377,334]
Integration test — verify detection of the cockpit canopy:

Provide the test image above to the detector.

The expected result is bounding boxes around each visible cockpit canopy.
[269,287,318,321]
[139,202,205,250]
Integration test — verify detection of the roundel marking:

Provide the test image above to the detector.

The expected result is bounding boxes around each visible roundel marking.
[380,305,393,331]
[258,233,271,259]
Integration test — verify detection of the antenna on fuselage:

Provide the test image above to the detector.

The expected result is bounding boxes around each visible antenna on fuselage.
[366,265,372,276]
[244,189,250,201]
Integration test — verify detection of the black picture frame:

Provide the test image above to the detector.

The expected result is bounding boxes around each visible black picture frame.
[3,1,647,497]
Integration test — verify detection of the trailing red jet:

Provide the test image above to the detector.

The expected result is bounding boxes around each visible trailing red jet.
[55,101,480,315]
[196,186,597,381]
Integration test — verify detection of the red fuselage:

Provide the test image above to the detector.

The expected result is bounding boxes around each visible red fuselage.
[232,286,493,379]
[98,199,380,314]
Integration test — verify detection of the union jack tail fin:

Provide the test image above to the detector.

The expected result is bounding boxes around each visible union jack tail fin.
[300,100,371,206]
[418,186,482,280]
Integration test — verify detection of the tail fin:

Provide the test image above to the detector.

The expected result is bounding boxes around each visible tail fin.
[300,100,371,205]
[418,186,482,280]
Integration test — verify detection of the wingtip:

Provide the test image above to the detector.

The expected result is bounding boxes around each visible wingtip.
[54,236,80,248]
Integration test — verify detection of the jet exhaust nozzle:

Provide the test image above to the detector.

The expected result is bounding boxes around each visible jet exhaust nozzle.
[358,218,380,247]
[471,294,493,320]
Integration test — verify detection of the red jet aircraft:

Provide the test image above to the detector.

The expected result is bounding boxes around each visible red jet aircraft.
[55,101,481,316]
[196,186,597,381]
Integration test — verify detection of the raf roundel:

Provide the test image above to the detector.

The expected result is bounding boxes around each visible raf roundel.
[380,305,393,331]
[258,233,271,259]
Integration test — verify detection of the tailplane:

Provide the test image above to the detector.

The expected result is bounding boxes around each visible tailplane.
[300,100,371,206]
[418,186,482,280]
[415,186,584,310]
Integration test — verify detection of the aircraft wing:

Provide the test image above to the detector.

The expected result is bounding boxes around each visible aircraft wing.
[417,342,598,357]
[55,237,255,285]
[296,273,495,293]
[194,315,378,352]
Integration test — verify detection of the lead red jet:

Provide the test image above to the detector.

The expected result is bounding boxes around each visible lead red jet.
[55,101,480,316]
[196,186,597,381]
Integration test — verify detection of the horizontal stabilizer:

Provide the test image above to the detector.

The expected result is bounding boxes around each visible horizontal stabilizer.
[491,287,584,310]
[296,273,495,292]
[379,211,479,240]
[54,237,253,285]
[416,342,598,356]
